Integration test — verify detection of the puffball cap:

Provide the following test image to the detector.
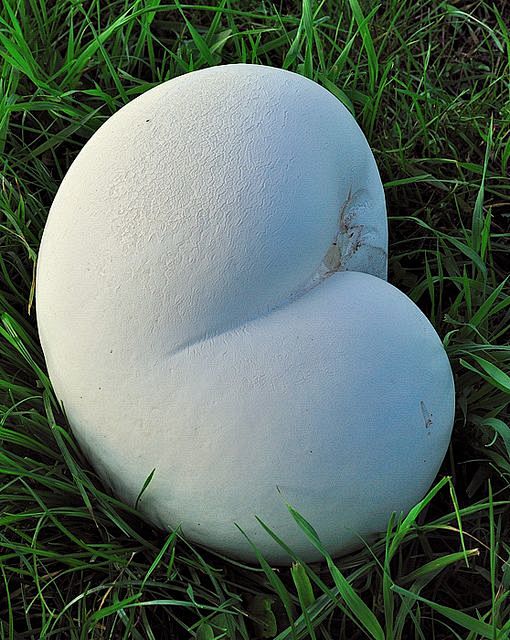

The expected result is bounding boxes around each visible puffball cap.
[36,64,454,563]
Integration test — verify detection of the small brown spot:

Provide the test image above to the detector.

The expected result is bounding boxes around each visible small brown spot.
[420,401,433,430]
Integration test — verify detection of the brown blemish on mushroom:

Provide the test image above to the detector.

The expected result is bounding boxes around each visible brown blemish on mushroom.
[338,190,364,260]
[420,400,433,433]
[323,188,365,275]
[293,188,372,301]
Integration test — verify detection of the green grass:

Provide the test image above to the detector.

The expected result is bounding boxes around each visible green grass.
[1,0,509,637]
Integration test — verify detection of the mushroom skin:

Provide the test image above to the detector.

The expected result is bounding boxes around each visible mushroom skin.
[36,64,454,564]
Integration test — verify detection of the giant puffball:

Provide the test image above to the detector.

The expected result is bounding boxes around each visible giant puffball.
[36,64,455,564]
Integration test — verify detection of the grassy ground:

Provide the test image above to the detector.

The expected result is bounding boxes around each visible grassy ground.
[1,0,509,638]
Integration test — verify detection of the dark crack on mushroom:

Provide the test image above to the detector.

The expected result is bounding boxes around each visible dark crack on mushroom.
[420,400,433,432]
[323,188,365,275]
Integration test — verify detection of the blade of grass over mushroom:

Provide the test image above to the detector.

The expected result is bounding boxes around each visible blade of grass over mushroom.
[253,514,362,624]
[135,468,157,510]
[291,562,315,611]
[387,477,451,557]
[287,505,385,640]
[234,523,296,631]
[291,562,317,640]
[381,478,451,637]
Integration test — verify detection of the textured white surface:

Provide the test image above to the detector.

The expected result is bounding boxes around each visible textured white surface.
[36,64,454,563]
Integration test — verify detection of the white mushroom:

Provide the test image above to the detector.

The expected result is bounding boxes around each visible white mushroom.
[36,64,455,564]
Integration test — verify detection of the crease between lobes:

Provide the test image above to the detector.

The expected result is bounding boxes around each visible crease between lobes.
[162,194,388,361]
